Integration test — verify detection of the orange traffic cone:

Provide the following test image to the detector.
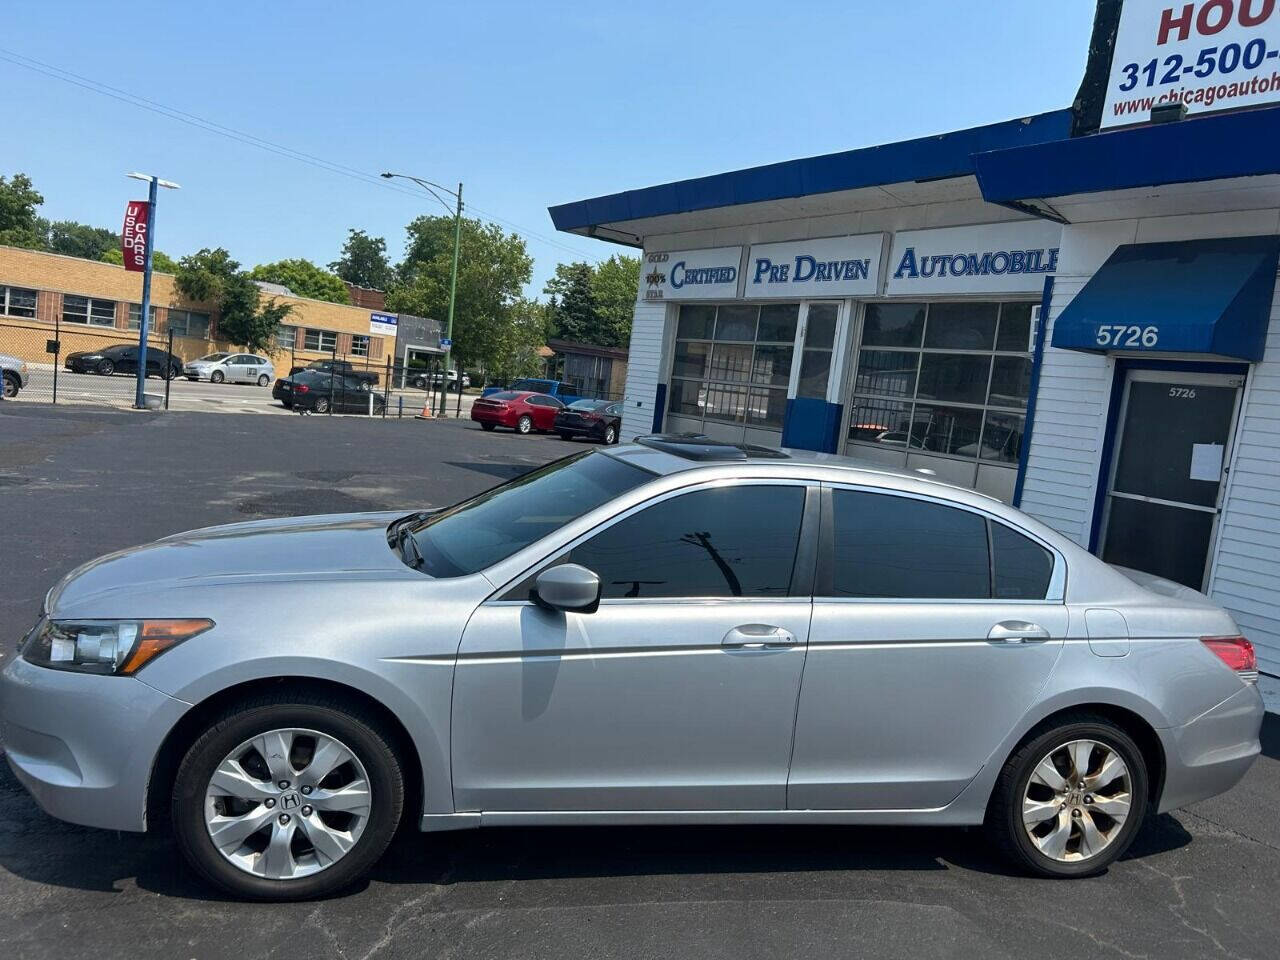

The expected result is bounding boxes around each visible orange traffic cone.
[416,396,433,420]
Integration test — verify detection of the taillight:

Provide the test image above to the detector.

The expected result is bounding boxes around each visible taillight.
[1201,636,1257,683]
[294,384,309,394]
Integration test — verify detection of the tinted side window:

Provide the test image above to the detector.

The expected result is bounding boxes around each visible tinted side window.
[829,490,990,599]
[992,523,1054,599]
[570,485,805,599]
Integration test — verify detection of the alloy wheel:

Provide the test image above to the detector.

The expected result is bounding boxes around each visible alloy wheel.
[2,375,16,398]
[204,727,372,881]
[1022,738,1132,862]
[98,360,115,376]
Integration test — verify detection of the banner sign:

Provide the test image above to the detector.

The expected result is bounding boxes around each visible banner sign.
[370,312,398,336]
[639,246,742,302]
[746,234,885,298]
[885,222,1062,296]
[1102,0,1280,128]
[121,200,150,273]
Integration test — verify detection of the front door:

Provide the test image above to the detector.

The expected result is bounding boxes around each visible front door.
[451,481,815,812]
[1099,370,1244,590]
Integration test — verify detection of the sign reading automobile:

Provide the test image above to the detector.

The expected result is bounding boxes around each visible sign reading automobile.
[1102,0,1280,129]
[640,247,741,301]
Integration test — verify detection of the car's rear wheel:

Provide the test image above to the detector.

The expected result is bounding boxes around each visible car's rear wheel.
[2,372,18,398]
[211,370,225,384]
[313,397,330,414]
[604,424,618,445]
[258,374,270,387]
[516,415,533,434]
[97,359,115,376]
[558,432,573,441]
[171,693,404,901]
[987,715,1147,878]
[480,422,496,431]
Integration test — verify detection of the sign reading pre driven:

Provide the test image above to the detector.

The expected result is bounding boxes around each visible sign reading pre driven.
[747,234,885,298]
[640,247,742,301]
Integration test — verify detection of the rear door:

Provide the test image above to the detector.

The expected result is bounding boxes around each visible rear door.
[788,485,1067,810]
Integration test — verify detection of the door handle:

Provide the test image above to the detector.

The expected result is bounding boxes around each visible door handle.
[722,624,798,649]
[988,621,1051,644]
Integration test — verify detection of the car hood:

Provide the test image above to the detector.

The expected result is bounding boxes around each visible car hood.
[48,511,421,613]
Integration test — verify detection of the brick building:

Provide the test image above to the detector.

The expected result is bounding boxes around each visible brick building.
[0,245,397,373]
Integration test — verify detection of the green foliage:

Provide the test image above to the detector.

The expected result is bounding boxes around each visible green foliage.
[329,229,394,290]
[386,214,533,371]
[176,247,290,352]
[101,247,180,272]
[249,258,350,304]
[46,220,117,261]
[485,298,550,382]
[0,173,47,249]
[543,254,639,348]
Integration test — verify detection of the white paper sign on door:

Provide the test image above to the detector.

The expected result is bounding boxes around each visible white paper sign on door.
[1189,443,1224,483]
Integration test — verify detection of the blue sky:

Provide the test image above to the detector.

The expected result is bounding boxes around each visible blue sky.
[3,1,1096,295]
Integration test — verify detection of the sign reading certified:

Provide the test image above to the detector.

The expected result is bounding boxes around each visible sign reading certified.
[1101,0,1280,129]
[370,312,398,336]
[747,234,884,298]
[885,221,1061,296]
[641,247,741,301]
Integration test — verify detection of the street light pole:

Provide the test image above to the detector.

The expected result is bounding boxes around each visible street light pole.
[126,172,180,410]
[382,172,463,416]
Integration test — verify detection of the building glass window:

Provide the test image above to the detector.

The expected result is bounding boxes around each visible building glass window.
[668,303,797,430]
[63,295,115,327]
[1,285,37,318]
[848,301,1033,465]
[126,303,158,331]
[304,329,338,352]
[350,334,370,357]
[275,325,298,349]
[166,309,211,339]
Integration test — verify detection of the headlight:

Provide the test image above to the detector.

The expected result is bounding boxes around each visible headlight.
[20,618,213,675]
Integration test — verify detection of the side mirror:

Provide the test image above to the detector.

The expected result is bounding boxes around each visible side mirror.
[531,563,602,614]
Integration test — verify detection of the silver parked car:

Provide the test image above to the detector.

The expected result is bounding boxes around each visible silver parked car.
[0,436,1263,900]
[184,352,275,385]
[0,351,31,398]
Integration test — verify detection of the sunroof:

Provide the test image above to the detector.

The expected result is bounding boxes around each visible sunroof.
[635,434,791,462]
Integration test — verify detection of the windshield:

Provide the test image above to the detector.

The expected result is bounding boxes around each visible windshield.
[405,451,652,578]
[567,399,602,411]
[509,379,552,394]
[198,353,230,362]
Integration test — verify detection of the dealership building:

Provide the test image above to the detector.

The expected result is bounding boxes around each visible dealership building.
[549,3,1280,674]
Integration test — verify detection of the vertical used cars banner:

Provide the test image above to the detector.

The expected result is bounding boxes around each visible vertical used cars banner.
[121,200,150,272]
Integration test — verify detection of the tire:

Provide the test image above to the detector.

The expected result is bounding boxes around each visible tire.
[516,415,533,435]
[412,376,427,390]
[281,401,293,410]
[98,359,115,376]
[986,714,1148,879]
[313,397,331,415]
[604,425,618,445]
[2,372,18,399]
[480,422,496,431]
[258,374,270,387]
[211,370,225,384]
[558,432,573,441]
[171,691,404,901]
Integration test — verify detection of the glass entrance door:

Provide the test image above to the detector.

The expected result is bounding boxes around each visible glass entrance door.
[1100,370,1244,590]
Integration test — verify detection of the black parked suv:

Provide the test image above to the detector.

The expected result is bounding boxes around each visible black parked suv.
[64,344,183,379]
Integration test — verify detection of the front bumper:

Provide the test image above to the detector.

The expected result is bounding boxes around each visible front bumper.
[1157,684,1265,812]
[0,656,190,832]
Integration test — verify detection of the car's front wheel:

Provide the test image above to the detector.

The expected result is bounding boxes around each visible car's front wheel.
[2,372,18,398]
[987,714,1148,878]
[171,692,404,900]
[97,359,115,376]
[211,370,225,384]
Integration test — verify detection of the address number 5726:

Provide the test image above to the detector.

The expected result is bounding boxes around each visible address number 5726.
[1095,325,1159,348]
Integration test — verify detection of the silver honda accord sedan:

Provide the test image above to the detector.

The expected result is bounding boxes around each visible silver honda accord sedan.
[1,435,1263,899]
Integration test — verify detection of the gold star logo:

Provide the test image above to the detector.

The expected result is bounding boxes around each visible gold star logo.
[645,268,666,287]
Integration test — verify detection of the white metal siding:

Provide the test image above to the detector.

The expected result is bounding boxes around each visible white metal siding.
[619,300,669,442]
[1211,289,1280,674]
[1018,275,1114,546]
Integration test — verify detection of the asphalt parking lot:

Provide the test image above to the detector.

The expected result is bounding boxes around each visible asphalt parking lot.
[0,402,1277,960]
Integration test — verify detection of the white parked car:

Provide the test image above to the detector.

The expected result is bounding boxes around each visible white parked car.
[184,353,275,386]
[0,351,30,398]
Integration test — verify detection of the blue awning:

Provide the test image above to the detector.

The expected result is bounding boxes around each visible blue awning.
[1051,236,1280,362]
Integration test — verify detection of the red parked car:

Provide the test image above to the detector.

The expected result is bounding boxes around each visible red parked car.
[470,390,565,434]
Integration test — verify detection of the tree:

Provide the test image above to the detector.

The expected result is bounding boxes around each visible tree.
[46,220,117,261]
[176,247,291,353]
[101,246,180,273]
[485,298,550,383]
[0,173,46,249]
[386,215,533,372]
[543,254,639,348]
[249,258,350,304]
[329,229,393,290]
